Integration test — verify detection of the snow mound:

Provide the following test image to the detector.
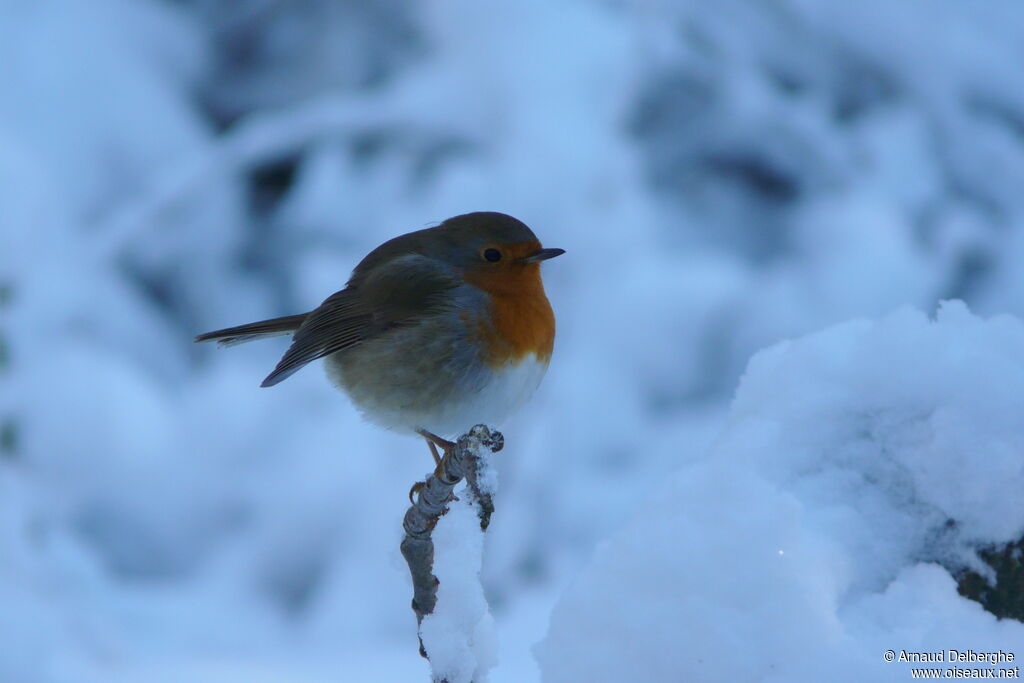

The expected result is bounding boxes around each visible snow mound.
[537,301,1024,683]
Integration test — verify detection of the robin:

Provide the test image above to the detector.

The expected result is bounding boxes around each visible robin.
[195,211,564,465]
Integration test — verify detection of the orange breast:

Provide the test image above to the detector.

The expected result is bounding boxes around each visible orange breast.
[463,250,556,368]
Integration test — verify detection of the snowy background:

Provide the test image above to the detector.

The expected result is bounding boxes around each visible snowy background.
[3,1,1024,681]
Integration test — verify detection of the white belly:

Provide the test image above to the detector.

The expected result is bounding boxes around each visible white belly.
[333,352,550,438]
[428,353,550,436]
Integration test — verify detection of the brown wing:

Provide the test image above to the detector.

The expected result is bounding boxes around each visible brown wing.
[260,254,458,387]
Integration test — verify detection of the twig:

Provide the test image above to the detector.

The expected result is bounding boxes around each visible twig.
[400,425,503,663]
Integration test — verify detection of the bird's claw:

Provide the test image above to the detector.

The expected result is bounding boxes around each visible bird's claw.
[409,481,426,504]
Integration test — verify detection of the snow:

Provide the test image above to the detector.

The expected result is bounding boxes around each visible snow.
[416,431,500,683]
[3,0,1024,680]
[420,495,498,683]
[536,303,1024,682]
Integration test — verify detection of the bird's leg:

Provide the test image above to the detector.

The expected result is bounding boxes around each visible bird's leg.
[409,429,456,503]
[417,428,455,456]
[425,439,442,467]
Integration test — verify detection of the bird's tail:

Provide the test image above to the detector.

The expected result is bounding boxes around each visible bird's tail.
[194,314,308,348]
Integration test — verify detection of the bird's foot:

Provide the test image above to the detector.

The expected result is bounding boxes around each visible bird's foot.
[408,429,459,503]
[408,480,425,504]
[417,429,455,468]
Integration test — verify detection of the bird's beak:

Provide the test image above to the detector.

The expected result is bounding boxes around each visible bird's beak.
[521,247,566,263]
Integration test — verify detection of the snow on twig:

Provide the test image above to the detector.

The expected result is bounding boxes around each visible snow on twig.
[400,425,503,683]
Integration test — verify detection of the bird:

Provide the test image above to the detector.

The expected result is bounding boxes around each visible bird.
[195,211,564,465]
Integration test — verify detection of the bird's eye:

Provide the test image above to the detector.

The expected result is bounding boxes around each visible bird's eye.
[483,248,502,262]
